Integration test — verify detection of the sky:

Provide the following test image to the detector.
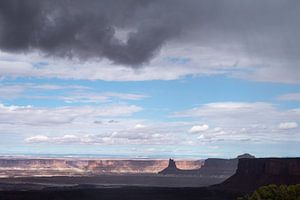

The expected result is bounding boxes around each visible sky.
[0,0,299,159]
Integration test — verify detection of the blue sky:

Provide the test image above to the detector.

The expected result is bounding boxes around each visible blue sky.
[0,72,299,158]
[0,0,299,159]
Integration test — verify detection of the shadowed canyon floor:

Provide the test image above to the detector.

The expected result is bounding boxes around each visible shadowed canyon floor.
[0,186,239,200]
[0,174,227,189]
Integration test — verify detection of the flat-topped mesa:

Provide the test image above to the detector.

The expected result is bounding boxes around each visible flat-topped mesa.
[0,158,202,176]
[158,154,255,177]
[200,154,255,176]
[220,158,300,192]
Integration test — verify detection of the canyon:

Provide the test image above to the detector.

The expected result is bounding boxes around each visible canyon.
[0,157,203,177]
[0,157,299,200]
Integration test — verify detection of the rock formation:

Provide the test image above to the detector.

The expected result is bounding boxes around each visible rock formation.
[158,154,255,178]
[0,158,202,177]
[220,157,300,192]
[158,159,191,175]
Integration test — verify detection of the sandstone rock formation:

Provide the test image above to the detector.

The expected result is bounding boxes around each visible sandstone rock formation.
[0,158,202,177]
[220,157,300,192]
[158,159,191,175]
[158,154,255,178]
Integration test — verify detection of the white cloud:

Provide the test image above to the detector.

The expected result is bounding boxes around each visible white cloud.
[0,85,25,99]
[25,134,80,143]
[174,102,274,118]
[213,127,222,132]
[24,129,174,145]
[0,83,147,104]
[0,50,220,81]
[16,102,300,146]
[278,122,298,130]
[277,93,300,101]
[25,135,49,143]
[134,124,146,129]
[61,134,78,140]
[197,134,205,139]
[20,120,196,146]
[189,124,209,133]
[1,41,299,83]
[62,92,147,104]
[4,100,300,147]
[174,102,300,143]
[0,103,142,126]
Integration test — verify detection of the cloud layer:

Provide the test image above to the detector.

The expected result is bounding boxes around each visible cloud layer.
[0,0,299,78]
[0,0,180,66]
[9,101,299,147]
[175,102,300,143]
[0,103,142,125]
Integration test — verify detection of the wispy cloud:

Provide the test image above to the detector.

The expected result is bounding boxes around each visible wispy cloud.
[188,124,209,133]
[277,93,300,101]
[0,103,142,126]
[278,122,298,130]
[0,83,147,104]
[174,102,300,143]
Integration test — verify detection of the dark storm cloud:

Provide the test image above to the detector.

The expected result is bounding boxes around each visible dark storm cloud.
[0,0,299,67]
[0,0,181,66]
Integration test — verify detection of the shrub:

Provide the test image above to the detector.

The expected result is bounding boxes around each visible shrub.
[238,184,300,200]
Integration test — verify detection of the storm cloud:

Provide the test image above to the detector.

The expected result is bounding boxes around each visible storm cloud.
[0,0,299,68]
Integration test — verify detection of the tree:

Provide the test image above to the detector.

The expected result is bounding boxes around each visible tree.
[238,184,300,200]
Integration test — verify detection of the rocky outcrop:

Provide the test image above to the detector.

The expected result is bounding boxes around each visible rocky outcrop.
[197,158,238,176]
[220,158,300,192]
[82,159,202,173]
[158,154,255,177]
[0,158,202,177]
[158,159,192,175]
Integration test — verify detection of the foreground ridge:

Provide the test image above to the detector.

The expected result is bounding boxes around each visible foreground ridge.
[219,157,300,192]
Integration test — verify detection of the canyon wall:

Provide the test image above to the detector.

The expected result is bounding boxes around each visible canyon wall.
[220,158,300,192]
[0,158,202,177]
[159,158,237,177]
[159,154,255,178]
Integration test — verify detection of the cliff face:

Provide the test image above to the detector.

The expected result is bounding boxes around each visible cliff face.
[159,158,236,177]
[176,160,203,170]
[220,158,300,192]
[0,159,68,168]
[198,158,238,176]
[158,154,254,177]
[0,158,202,177]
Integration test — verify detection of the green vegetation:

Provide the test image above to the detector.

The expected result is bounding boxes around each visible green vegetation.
[238,184,300,200]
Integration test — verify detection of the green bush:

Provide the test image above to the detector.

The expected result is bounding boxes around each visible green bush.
[238,184,300,200]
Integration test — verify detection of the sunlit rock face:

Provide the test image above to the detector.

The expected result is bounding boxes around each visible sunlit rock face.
[84,160,172,173]
[0,159,67,168]
[0,158,202,177]
[176,160,203,170]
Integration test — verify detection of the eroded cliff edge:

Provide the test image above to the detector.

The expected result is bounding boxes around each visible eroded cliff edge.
[219,157,300,192]
[0,158,202,177]
[158,154,255,178]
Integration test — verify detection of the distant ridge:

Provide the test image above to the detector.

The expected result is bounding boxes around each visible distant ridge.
[237,153,255,159]
[0,158,202,176]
